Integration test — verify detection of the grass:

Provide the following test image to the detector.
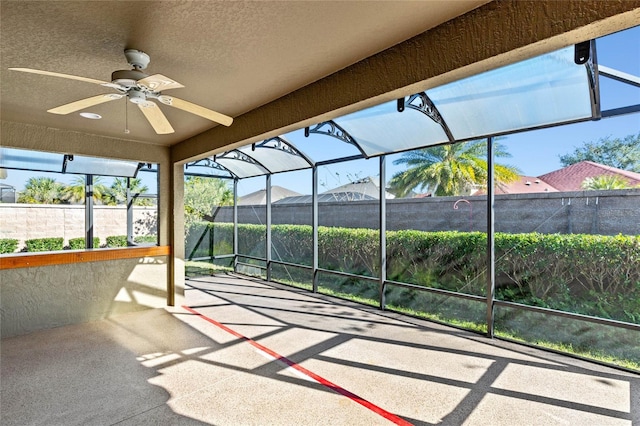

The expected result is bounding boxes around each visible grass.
[494,330,640,371]
[185,260,232,277]
[386,304,488,334]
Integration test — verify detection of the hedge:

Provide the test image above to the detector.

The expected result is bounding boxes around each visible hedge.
[25,237,64,252]
[134,235,157,244]
[67,237,100,249]
[0,238,18,254]
[104,235,157,247]
[106,235,128,247]
[186,222,234,259]
[186,222,640,324]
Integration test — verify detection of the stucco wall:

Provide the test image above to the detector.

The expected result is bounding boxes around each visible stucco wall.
[0,255,168,337]
[0,204,157,250]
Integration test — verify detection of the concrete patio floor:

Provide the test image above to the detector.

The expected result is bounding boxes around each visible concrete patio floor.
[1,273,638,425]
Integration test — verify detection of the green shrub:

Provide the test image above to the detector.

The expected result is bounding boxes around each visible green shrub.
[186,222,249,260]
[0,238,19,254]
[106,235,157,247]
[105,235,128,248]
[25,237,64,252]
[67,237,100,249]
[134,235,157,244]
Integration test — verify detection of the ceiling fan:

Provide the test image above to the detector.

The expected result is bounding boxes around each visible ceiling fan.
[9,49,233,134]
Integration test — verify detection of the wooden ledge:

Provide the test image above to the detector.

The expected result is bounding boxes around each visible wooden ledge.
[0,246,171,270]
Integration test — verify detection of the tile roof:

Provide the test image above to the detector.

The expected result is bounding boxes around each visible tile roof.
[494,176,559,194]
[538,161,640,191]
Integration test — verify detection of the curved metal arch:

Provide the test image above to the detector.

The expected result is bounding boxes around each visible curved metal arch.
[257,136,315,167]
[405,92,455,142]
[185,157,235,178]
[305,120,368,158]
[217,149,271,175]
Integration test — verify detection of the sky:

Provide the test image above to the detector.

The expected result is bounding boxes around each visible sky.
[2,25,639,198]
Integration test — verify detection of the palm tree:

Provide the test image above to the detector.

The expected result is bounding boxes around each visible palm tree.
[104,178,151,206]
[61,176,108,204]
[582,175,633,190]
[17,176,64,204]
[388,139,520,197]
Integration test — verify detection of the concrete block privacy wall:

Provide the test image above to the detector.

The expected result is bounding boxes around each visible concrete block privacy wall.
[215,189,640,236]
[0,204,157,250]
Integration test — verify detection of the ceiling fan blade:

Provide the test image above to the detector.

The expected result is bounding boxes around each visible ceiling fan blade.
[157,95,233,126]
[137,101,174,134]
[9,68,108,85]
[48,94,123,115]
[138,74,184,91]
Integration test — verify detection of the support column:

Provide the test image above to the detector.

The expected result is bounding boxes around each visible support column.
[170,163,186,307]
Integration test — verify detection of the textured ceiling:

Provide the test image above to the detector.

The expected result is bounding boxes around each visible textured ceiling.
[0,1,488,147]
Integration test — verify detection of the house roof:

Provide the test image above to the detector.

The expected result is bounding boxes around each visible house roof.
[237,186,302,206]
[538,161,640,191]
[321,176,394,200]
[275,193,378,205]
[495,176,559,194]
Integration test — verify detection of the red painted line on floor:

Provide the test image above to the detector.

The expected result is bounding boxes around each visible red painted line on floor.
[182,305,412,426]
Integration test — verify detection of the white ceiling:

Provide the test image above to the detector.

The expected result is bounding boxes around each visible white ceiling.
[0,1,488,147]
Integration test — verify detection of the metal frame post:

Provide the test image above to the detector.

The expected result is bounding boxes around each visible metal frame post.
[486,137,496,337]
[266,174,272,281]
[379,155,387,309]
[312,166,319,293]
[126,177,133,246]
[233,178,238,272]
[85,174,94,249]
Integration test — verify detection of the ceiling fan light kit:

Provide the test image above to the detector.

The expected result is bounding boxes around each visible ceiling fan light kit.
[9,49,233,134]
[79,112,102,120]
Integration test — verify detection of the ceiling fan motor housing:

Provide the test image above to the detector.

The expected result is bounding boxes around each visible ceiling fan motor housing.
[111,69,149,89]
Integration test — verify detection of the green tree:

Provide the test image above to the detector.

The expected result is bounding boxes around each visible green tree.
[559,133,640,172]
[184,176,233,225]
[388,139,520,197]
[582,175,634,190]
[61,176,108,204]
[104,178,152,206]
[17,177,64,204]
